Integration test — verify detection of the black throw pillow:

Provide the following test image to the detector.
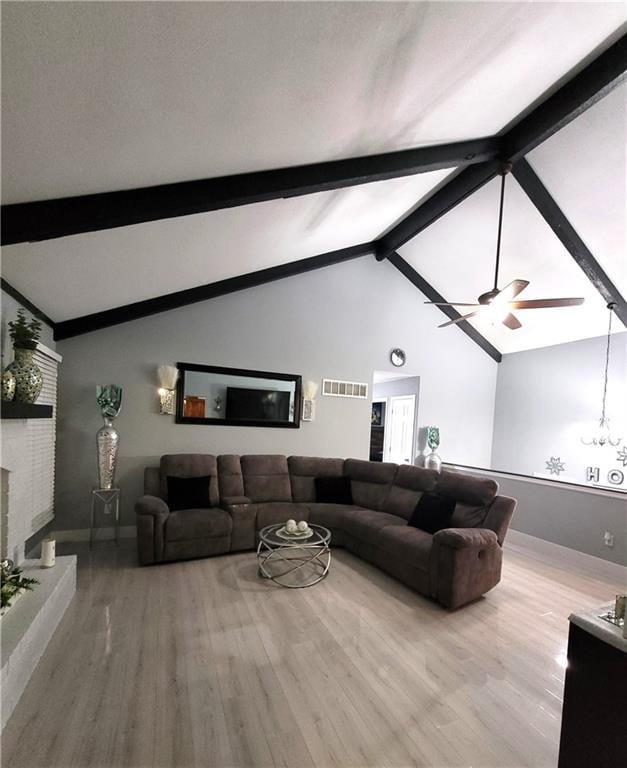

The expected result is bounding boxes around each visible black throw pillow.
[314,475,353,504]
[408,492,456,534]
[167,475,212,511]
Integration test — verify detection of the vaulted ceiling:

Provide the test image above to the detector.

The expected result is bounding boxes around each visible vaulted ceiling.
[1,1,626,355]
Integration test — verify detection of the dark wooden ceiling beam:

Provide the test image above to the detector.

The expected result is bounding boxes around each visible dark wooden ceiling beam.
[54,242,375,340]
[502,33,627,162]
[1,138,498,245]
[513,158,627,328]
[387,252,502,363]
[377,33,627,260]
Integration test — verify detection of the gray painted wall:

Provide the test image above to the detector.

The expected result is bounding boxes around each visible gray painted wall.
[54,257,498,530]
[499,476,626,566]
[492,332,627,488]
[490,332,627,565]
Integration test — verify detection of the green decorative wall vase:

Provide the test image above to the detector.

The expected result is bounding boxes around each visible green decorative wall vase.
[2,369,16,401]
[7,348,44,403]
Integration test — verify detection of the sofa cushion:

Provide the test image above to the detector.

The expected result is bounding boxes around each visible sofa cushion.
[383,465,439,520]
[165,508,232,542]
[307,503,363,531]
[217,455,245,498]
[314,476,353,504]
[450,502,490,529]
[436,470,498,506]
[288,456,345,502]
[346,509,407,544]
[375,525,433,572]
[160,454,219,507]
[408,492,456,534]
[167,475,213,512]
[344,459,397,512]
[241,455,292,502]
[256,502,310,530]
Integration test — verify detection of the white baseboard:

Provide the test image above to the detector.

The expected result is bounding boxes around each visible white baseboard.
[506,529,627,584]
[51,525,137,543]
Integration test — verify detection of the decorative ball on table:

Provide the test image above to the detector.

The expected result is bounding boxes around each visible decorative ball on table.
[285,519,297,534]
[297,520,309,532]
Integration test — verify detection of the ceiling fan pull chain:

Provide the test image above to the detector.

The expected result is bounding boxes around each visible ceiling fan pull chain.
[493,172,507,291]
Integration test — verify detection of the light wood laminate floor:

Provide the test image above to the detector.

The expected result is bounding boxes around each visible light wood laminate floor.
[2,543,622,768]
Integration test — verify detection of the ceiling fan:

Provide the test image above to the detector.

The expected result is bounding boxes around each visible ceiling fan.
[426,164,584,330]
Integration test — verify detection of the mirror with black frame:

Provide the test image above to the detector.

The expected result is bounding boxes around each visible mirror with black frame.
[176,363,302,427]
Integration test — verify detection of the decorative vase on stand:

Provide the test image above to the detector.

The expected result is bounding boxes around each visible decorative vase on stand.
[6,348,43,403]
[96,385,123,490]
[97,417,120,490]
[424,426,442,472]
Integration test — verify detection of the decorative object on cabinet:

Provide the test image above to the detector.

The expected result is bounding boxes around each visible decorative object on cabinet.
[6,309,44,403]
[302,380,318,422]
[1,559,38,615]
[2,367,16,401]
[424,426,442,471]
[157,365,178,415]
[96,384,122,490]
[581,303,622,447]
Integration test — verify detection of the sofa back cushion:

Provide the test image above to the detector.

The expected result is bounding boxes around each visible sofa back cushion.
[241,455,292,502]
[217,455,245,498]
[159,454,219,507]
[344,459,396,511]
[436,469,498,528]
[288,456,345,502]
[384,464,439,520]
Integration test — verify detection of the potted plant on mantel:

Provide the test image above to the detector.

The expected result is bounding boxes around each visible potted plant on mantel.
[6,308,44,403]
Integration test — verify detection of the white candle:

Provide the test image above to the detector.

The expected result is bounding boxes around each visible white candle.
[41,539,56,568]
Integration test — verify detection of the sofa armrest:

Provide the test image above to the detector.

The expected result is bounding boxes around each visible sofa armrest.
[135,495,169,566]
[429,527,502,610]
[433,527,498,550]
[221,496,252,507]
[135,494,170,516]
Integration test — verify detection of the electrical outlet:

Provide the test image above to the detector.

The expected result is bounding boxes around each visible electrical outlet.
[604,531,614,547]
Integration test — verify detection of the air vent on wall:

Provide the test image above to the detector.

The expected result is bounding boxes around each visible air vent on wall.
[322,379,368,399]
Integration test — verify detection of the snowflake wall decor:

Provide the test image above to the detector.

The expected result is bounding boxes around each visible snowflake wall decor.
[545,456,566,476]
[616,446,627,467]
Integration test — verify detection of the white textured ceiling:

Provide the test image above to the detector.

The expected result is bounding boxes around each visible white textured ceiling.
[1,1,626,354]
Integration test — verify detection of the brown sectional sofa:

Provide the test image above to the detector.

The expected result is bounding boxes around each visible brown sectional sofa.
[136,454,516,609]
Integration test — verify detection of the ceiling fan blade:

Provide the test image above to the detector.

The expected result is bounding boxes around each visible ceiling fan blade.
[508,297,585,309]
[424,302,480,307]
[438,310,482,328]
[493,279,530,304]
[502,312,522,330]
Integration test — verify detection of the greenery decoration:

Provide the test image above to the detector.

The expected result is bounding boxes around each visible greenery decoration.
[8,308,42,350]
[426,426,440,450]
[1,560,38,611]
[96,384,123,419]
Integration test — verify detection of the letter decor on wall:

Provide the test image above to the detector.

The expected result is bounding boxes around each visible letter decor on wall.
[543,448,626,488]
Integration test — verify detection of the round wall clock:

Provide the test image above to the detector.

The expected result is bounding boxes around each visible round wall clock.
[390,348,406,367]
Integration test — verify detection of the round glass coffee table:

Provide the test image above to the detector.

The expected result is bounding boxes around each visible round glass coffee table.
[257,524,331,588]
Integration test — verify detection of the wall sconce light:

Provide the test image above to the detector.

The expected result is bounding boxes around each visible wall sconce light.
[157,365,178,415]
[302,380,319,422]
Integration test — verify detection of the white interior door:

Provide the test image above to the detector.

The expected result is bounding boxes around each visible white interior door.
[384,395,416,464]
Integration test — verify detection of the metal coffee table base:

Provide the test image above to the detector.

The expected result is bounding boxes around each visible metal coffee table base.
[257,540,331,588]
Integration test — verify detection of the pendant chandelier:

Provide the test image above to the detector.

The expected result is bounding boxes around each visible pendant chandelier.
[581,303,622,447]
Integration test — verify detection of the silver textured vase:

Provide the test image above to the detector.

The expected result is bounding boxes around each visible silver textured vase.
[97,417,120,490]
[7,348,43,403]
[2,368,16,401]
[424,450,442,472]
